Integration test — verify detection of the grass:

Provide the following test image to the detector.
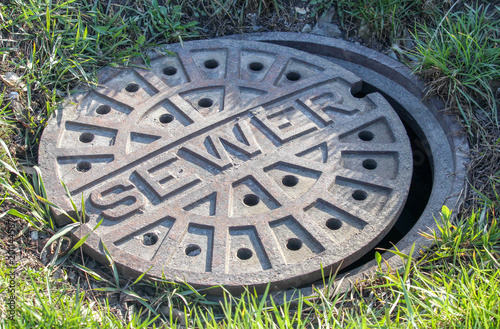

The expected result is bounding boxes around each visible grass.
[0,93,15,163]
[1,0,500,327]
[195,0,283,25]
[1,201,498,327]
[1,0,199,164]
[0,262,161,328]
[306,0,446,45]
[185,205,500,328]
[409,3,500,129]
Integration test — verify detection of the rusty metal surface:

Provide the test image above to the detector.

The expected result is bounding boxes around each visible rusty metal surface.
[39,39,412,293]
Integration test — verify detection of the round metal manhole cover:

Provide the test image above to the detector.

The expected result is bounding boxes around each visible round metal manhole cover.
[39,39,412,292]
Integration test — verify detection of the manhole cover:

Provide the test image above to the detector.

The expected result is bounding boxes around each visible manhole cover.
[39,39,412,292]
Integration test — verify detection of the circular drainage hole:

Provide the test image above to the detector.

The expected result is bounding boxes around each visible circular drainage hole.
[76,161,92,172]
[282,175,299,187]
[185,244,201,256]
[163,67,177,76]
[237,248,253,260]
[286,238,303,251]
[204,59,219,69]
[249,62,264,71]
[125,83,140,92]
[286,72,301,81]
[96,105,111,115]
[358,131,374,141]
[198,98,214,108]
[339,118,434,276]
[243,194,260,206]
[159,114,174,124]
[79,132,95,143]
[326,218,342,230]
[143,233,159,246]
[362,159,377,170]
[352,190,368,201]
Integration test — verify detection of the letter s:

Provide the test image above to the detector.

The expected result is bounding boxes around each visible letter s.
[90,179,145,220]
